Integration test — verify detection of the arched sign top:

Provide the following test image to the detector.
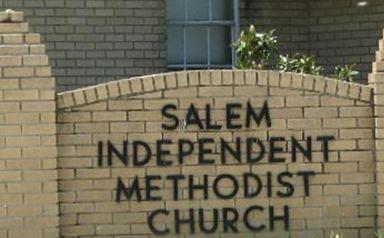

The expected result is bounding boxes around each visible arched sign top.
[57,70,373,110]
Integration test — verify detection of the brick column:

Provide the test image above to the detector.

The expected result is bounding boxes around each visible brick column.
[371,32,384,228]
[0,11,59,237]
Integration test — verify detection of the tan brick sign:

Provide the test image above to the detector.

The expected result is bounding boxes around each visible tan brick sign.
[56,70,374,238]
[0,10,383,238]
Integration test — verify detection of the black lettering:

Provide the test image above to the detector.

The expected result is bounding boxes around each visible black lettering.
[156,139,172,166]
[317,136,335,162]
[145,175,162,201]
[178,139,194,164]
[133,140,151,166]
[115,176,142,202]
[269,137,285,163]
[266,172,273,197]
[205,104,222,130]
[246,137,265,163]
[297,171,316,196]
[161,104,179,130]
[221,138,241,164]
[198,138,215,164]
[108,140,128,166]
[213,174,239,199]
[243,206,265,231]
[198,209,219,233]
[292,136,312,162]
[246,101,271,128]
[186,104,204,129]
[175,209,195,234]
[277,172,294,197]
[188,174,208,199]
[148,209,170,235]
[223,207,239,233]
[243,173,263,198]
[226,103,242,129]
[269,206,289,231]
[98,141,103,167]
[166,174,185,200]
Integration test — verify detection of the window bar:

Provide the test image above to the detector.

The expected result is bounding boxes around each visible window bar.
[207,27,211,69]
[208,0,212,21]
[233,0,240,68]
[183,27,187,70]
[168,21,234,26]
[207,0,212,68]
[169,64,233,69]
[183,0,188,69]
[231,24,235,68]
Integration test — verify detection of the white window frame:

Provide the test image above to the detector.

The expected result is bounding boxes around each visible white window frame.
[166,0,239,69]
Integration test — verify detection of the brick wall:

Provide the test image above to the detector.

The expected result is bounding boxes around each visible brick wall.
[57,70,375,237]
[1,0,312,91]
[240,0,384,83]
[239,0,309,54]
[309,0,384,82]
[0,11,59,238]
[0,0,167,92]
[370,31,384,230]
[1,0,383,90]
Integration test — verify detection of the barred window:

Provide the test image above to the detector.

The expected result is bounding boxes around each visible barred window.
[166,0,239,69]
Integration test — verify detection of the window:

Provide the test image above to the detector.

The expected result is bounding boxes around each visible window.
[166,0,239,69]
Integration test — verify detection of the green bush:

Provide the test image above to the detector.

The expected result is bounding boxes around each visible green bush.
[276,54,300,72]
[233,25,278,70]
[320,230,384,238]
[333,64,359,82]
[328,231,343,238]
[375,229,384,238]
[277,54,322,75]
[233,25,360,80]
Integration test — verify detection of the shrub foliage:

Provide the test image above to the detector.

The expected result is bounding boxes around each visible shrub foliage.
[233,25,359,81]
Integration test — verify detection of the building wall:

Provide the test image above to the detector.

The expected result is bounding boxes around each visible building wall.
[2,0,384,90]
[309,0,384,82]
[239,0,309,54]
[239,0,384,83]
[0,0,167,92]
